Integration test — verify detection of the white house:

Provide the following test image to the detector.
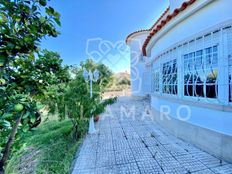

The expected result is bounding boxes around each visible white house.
[126,0,232,163]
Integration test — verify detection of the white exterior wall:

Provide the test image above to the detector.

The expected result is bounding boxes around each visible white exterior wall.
[150,0,231,57]
[151,96,232,135]
[141,63,152,95]
[127,32,150,96]
[148,0,232,133]
[128,0,232,162]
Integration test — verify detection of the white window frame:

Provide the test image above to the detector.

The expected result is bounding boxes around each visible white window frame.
[152,70,160,93]
[226,26,232,104]
[160,49,178,96]
[151,23,232,106]
[182,44,219,102]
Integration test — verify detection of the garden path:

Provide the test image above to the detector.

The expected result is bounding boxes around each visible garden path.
[72,97,232,174]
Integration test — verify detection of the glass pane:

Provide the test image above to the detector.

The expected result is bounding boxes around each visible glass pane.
[206,69,218,84]
[195,84,204,97]
[184,73,189,84]
[174,85,178,95]
[212,53,218,67]
[183,46,218,99]
[153,72,159,92]
[162,59,178,95]
[197,71,205,83]
[206,84,217,98]
[195,56,203,69]
[184,84,193,96]
[229,57,232,102]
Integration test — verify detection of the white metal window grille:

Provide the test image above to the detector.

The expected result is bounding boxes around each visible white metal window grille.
[162,59,178,95]
[227,26,232,103]
[152,23,232,104]
[183,45,218,99]
[229,56,232,102]
[153,71,159,92]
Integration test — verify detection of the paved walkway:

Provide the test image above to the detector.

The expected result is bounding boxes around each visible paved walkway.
[72,97,232,174]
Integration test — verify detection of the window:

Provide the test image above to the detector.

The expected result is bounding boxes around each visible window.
[229,55,232,102]
[162,59,178,95]
[228,27,232,103]
[184,52,196,97]
[153,71,159,92]
[183,45,218,99]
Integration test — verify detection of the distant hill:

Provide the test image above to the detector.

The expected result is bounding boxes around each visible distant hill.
[113,71,130,80]
[113,71,130,86]
[103,71,131,98]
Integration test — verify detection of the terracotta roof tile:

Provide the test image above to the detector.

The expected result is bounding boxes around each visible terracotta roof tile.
[125,29,150,44]
[142,0,197,56]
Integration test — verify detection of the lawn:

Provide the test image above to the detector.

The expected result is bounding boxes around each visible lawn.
[5,119,88,174]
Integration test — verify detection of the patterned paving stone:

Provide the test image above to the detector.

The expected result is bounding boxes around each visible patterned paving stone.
[175,154,208,173]
[131,147,153,162]
[99,125,111,130]
[137,158,164,174]
[78,139,98,155]
[196,153,224,168]
[133,126,146,132]
[156,156,187,174]
[165,135,186,144]
[98,137,112,145]
[72,97,232,174]
[142,137,160,147]
[164,144,189,156]
[113,139,130,151]
[111,127,124,132]
[81,142,98,152]
[110,123,121,128]
[117,162,140,174]
[112,133,127,140]
[122,126,135,132]
[136,130,152,137]
[97,141,114,152]
[94,166,117,174]
[127,138,146,148]
[185,145,206,155]
[111,130,125,137]
[124,131,140,139]
[148,146,173,160]
[149,130,164,138]
[72,168,95,174]
[74,153,96,170]
[96,151,115,167]
[211,164,232,174]
[84,134,99,143]
[156,136,173,145]
[115,149,135,165]
[192,168,215,174]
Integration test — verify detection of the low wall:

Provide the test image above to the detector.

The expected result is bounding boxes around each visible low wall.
[150,96,232,163]
[103,89,131,99]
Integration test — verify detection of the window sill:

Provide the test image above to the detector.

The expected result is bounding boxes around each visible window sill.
[151,93,232,112]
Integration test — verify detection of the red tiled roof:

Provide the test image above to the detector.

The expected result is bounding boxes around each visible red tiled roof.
[149,7,170,30]
[125,29,150,44]
[142,0,197,56]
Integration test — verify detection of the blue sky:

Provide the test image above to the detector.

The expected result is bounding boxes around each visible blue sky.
[41,0,169,73]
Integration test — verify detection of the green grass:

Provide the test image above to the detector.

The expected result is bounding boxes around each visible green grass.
[5,119,88,174]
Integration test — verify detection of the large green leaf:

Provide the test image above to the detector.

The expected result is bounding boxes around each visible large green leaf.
[1,113,13,119]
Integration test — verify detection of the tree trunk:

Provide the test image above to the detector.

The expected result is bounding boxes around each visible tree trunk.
[0,115,22,174]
